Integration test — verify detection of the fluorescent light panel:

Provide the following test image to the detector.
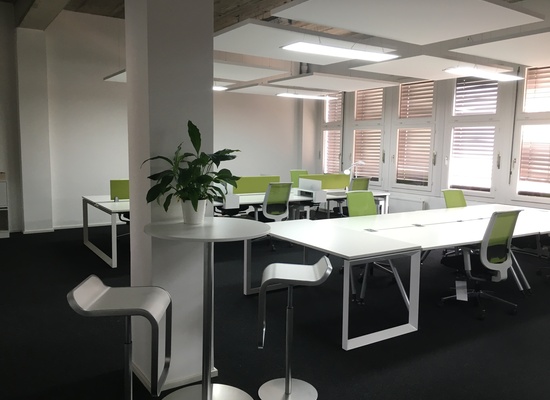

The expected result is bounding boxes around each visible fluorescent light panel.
[282,42,398,62]
[444,66,522,82]
[277,93,337,100]
[212,85,228,91]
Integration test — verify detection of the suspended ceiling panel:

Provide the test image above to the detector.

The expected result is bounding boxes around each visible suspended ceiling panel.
[272,72,398,91]
[214,62,288,82]
[350,55,513,81]
[228,84,335,97]
[214,20,397,65]
[273,0,542,45]
[451,32,550,68]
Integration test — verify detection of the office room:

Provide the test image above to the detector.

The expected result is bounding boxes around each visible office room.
[1,0,550,399]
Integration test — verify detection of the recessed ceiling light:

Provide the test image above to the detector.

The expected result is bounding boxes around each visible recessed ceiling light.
[444,66,522,82]
[277,92,338,100]
[282,42,398,62]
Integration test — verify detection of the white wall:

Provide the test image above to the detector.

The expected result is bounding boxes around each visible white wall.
[214,90,301,182]
[46,11,128,228]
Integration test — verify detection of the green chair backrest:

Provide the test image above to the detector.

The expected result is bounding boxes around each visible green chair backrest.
[110,179,129,200]
[233,175,280,194]
[484,210,521,264]
[305,173,349,189]
[290,169,308,188]
[263,182,292,220]
[346,191,377,217]
[349,177,369,191]
[442,189,467,208]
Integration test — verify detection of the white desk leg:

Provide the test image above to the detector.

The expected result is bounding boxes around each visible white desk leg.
[341,250,420,351]
[111,213,118,268]
[83,199,89,244]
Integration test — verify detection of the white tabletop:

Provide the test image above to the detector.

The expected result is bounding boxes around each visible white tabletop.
[145,217,270,242]
[83,195,130,213]
[267,219,420,260]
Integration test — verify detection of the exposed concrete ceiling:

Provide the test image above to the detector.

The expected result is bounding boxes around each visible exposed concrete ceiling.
[4,0,550,96]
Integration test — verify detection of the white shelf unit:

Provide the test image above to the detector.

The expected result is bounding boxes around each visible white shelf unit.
[0,179,8,238]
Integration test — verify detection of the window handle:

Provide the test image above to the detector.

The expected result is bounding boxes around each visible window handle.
[497,152,501,169]
[432,152,437,166]
[382,150,385,163]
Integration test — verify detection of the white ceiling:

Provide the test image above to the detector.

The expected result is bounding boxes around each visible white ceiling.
[212,0,550,97]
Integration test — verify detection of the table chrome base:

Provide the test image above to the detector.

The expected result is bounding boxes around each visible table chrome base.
[163,383,253,400]
[258,378,318,400]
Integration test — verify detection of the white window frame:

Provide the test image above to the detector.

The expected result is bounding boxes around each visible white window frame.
[390,81,435,192]
[321,93,344,174]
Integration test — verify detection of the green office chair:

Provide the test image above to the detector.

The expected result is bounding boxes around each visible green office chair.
[441,210,521,319]
[262,182,292,222]
[346,191,396,303]
[349,177,369,191]
[441,189,467,259]
[442,189,467,208]
[342,178,370,216]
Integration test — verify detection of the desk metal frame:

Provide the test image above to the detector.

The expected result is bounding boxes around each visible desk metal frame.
[82,195,130,268]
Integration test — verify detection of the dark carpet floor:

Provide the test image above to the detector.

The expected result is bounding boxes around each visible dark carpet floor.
[2,222,550,400]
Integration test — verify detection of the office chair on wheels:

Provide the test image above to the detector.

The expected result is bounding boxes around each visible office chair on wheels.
[440,210,521,319]
[253,182,292,250]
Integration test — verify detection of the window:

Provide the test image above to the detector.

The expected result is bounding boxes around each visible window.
[353,129,382,181]
[355,88,383,120]
[448,126,495,191]
[454,77,498,116]
[322,93,343,173]
[524,66,550,113]
[399,81,434,119]
[323,130,342,173]
[517,124,550,197]
[396,128,432,186]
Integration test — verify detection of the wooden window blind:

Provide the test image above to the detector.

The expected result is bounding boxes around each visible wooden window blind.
[399,81,434,119]
[396,128,431,186]
[324,92,343,123]
[454,77,498,116]
[323,130,342,174]
[355,88,383,120]
[517,124,550,197]
[449,126,495,191]
[524,66,550,113]
[353,129,381,181]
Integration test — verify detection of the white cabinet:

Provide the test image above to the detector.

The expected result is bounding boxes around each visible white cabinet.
[0,179,8,238]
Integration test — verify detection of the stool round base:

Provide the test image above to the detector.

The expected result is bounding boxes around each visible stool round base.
[163,383,253,400]
[258,378,318,400]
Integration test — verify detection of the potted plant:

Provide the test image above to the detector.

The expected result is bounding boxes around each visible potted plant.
[142,120,240,224]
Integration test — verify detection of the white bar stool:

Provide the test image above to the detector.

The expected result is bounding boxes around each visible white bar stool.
[67,275,172,400]
[257,256,332,400]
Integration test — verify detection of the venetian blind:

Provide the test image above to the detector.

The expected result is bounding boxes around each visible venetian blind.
[524,66,550,113]
[449,126,495,191]
[324,92,343,123]
[454,77,498,116]
[355,88,383,120]
[518,125,550,197]
[323,130,342,174]
[396,128,431,186]
[399,81,434,119]
[353,130,381,181]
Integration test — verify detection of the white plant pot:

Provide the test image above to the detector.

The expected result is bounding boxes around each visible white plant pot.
[181,199,207,225]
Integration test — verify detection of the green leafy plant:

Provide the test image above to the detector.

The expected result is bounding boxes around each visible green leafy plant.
[142,120,240,211]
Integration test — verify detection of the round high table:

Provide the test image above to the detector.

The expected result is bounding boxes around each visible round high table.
[144,217,270,400]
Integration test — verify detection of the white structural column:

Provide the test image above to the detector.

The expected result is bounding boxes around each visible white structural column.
[125,0,214,392]
[16,28,54,233]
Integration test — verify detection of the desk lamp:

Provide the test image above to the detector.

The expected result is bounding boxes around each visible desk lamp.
[344,161,365,179]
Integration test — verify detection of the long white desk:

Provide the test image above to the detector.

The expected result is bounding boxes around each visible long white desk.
[267,219,421,351]
[82,195,130,268]
[263,204,550,350]
[215,192,313,219]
